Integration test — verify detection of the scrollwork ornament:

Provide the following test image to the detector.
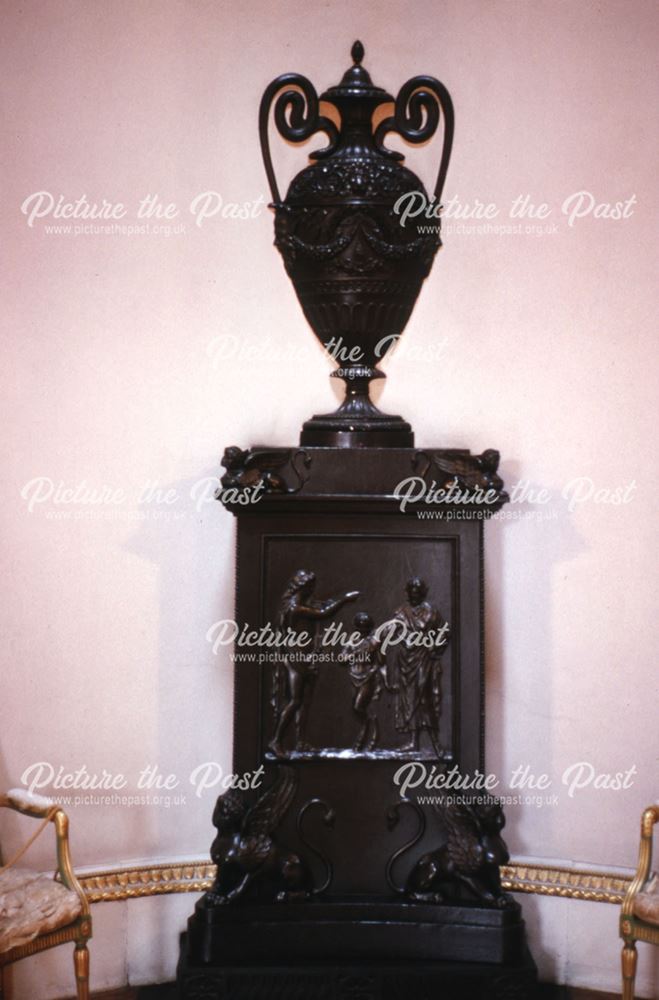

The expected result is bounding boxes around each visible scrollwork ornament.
[375,75,455,201]
[259,74,339,204]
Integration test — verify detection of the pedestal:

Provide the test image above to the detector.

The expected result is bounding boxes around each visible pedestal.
[177,444,537,998]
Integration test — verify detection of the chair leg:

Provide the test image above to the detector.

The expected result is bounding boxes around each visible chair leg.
[0,965,9,1000]
[621,941,638,1000]
[73,942,90,1000]
[0,965,10,1000]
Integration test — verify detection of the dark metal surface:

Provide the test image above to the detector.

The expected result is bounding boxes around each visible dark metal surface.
[268,571,359,757]
[134,981,594,998]
[178,938,539,999]
[401,798,514,907]
[208,767,321,904]
[179,447,533,992]
[228,447,487,806]
[259,43,454,446]
[177,40,538,1000]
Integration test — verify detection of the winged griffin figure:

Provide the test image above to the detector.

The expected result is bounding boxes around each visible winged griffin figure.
[220,445,311,495]
[413,448,506,496]
[208,767,332,904]
[411,799,512,907]
[388,797,514,908]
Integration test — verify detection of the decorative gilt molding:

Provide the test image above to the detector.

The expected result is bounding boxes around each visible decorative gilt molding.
[79,861,215,903]
[500,862,631,904]
[77,858,631,905]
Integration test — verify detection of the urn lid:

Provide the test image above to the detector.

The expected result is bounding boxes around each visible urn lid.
[320,41,394,108]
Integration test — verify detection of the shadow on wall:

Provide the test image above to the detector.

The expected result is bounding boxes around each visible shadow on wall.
[485,459,590,984]
[485,458,587,860]
[124,463,235,978]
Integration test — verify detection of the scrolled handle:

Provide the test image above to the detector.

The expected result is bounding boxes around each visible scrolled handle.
[375,75,455,202]
[259,73,339,204]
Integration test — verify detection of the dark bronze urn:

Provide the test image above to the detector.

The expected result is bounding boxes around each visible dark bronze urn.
[259,42,454,447]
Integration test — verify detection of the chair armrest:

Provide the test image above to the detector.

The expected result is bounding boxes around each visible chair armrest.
[622,804,659,919]
[1,789,90,917]
[2,788,56,818]
[52,810,90,916]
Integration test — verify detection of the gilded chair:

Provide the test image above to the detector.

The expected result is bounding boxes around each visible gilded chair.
[0,789,91,999]
[621,804,659,999]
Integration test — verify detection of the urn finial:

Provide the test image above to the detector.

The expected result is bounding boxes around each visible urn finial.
[326,39,390,103]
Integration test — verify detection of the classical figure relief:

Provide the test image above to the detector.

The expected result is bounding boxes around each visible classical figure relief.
[405,799,513,908]
[268,570,359,758]
[209,767,310,904]
[339,612,387,751]
[389,577,449,757]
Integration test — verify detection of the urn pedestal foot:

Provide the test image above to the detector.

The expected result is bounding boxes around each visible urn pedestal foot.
[300,367,413,448]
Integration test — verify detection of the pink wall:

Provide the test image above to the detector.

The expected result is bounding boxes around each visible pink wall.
[2,0,658,995]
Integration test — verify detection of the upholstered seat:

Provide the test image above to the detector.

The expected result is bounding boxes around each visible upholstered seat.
[0,791,91,999]
[0,868,83,953]
[632,874,659,926]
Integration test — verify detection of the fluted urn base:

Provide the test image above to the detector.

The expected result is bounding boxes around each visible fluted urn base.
[300,366,413,448]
